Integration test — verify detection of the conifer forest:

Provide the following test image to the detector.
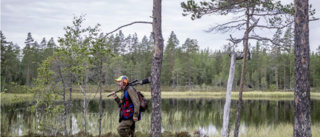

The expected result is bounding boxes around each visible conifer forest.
[1,0,320,136]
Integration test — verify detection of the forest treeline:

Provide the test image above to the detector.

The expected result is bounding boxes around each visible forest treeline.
[1,26,320,93]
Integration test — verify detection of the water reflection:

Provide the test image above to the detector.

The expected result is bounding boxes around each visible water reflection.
[1,98,319,136]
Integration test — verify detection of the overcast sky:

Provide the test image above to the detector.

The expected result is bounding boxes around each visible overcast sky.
[1,0,320,52]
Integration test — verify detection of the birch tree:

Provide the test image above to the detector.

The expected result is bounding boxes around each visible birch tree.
[90,34,113,137]
[57,15,101,135]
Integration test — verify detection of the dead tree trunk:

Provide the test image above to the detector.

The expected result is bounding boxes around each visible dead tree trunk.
[98,59,103,137]
[187,50,191,90]
[57,62,67,135]
[35,99,40,133]
[151,0,164,136]
[221,52,236,137]
[69,71,73,135]
[83,89,87,133]
[79,85,87,133]
[84,61,89,132]
[85,64,89,90]
[293,0,312,136]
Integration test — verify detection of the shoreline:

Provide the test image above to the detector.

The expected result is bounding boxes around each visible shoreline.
[1,91,320,105]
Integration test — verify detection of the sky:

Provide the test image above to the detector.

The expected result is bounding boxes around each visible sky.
[1,0,320,52]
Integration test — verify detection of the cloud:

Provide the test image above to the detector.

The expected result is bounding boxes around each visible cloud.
[2,0,320,52]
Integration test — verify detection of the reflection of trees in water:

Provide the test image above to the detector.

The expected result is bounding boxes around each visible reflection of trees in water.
[2,99,320,136]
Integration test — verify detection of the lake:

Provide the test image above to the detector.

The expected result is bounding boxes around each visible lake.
[1,98,320,136]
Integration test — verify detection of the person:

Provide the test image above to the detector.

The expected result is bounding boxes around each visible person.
[111,76,141,137]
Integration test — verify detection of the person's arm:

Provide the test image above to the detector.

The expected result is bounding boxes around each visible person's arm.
[114,97,121,104]
[128,87,140,119]
[112,91,121,106]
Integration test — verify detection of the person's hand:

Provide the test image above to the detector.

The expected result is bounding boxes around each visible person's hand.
[111,91,118,98]
[133,116,138,122]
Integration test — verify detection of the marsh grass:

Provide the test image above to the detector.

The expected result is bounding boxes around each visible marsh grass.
[1,93,35,104]
[2,91,320,105]
[220,123,320,137]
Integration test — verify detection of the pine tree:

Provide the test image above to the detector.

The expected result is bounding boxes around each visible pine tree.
[45,37,57,57]
[182,38,199,90]
[251,41,261,89]
[25,32,34,47]
[1,31,8,63]
[151,0,164,135]
[162,31,179,87]
[1,42,21,90]
[1,31,9,91]
[118,30,127,55]
[271,29,282,90]
[283,26,294,89]
[22,32,35,86]
[293,0,312,136]
[40,38,47,50]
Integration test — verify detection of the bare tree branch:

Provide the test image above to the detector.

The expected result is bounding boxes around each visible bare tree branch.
[228,35,242,44]
[310,18,320,21]
[252,12,287,16]
[206,20,247,33]
[227,18,260,45]
[79,85,85,93]
[248,18,260,32]
[248,35,281,46]
[254,17,318,30]
[104,21,152,38]
[255,21,293,29]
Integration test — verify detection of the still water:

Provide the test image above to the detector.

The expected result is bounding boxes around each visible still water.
[1,98,320,136]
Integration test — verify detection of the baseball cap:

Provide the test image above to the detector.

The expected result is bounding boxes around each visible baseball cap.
[115,76,129,82]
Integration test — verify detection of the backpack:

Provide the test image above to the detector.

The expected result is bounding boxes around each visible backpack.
[132,87,148,112]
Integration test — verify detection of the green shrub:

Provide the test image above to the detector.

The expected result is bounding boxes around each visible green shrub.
[5,82,30,93]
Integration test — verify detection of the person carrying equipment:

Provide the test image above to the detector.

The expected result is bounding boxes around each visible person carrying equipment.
[111,76,140,137]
